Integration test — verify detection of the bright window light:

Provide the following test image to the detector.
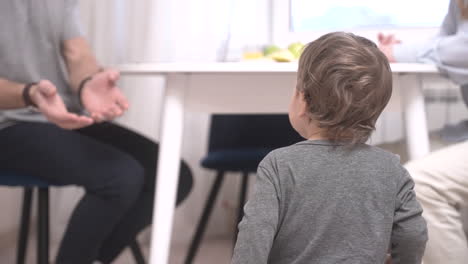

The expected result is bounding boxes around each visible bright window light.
[291,0,450,32]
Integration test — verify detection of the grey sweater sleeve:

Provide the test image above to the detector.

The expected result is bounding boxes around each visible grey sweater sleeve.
[62,0,83,41]
[232,163,280,264]
[439,0,458,36]
[390,168,428,264]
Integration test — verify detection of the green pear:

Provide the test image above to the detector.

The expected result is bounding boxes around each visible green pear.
[288,42,305,59]
[263,45,281,57]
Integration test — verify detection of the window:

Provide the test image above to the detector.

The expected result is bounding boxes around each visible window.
[291,0,449,32]
[272,0,450,45]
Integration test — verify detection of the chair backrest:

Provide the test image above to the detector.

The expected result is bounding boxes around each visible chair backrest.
[207,114,304,152]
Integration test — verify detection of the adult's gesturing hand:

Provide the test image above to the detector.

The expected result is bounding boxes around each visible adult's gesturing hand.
[457,0,468,19]
[30,80,94,129]
[377,33,401,63]
[80,69,129,122]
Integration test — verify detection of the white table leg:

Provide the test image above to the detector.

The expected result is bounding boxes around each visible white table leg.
[149,74,187,264]
[399,74,431,160]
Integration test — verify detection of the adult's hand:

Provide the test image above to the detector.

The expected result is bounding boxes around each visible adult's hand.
[80,69,129,122]
[457,0,468,19]
[377,33,401,63]
[30,80,94,129]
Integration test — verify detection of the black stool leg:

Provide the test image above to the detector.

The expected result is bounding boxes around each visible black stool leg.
[37,188,49,264]
[184,171,225,264]
[17,188,33,264]
[129,239,146,264]
[234,172,249,244]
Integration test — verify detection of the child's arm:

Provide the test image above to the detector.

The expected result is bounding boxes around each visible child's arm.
[232,164,280,264]
[390,169,428,264]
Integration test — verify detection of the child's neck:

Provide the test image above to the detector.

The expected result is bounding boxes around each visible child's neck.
[302,121,327,141]
[307,133,327,141]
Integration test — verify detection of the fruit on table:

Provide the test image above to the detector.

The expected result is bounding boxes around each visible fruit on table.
[242,51,264,60]
[271,49,295,62]
[263,45,281,57]
[288,42,305,59]
[241,42,304,62]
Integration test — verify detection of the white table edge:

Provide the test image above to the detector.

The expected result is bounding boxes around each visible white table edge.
[116,62,439,74]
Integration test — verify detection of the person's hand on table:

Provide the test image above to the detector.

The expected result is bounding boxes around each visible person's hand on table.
[377,33,401,63]
[30,80,94,129]
[457,0,468,19]
[80,69,129,122]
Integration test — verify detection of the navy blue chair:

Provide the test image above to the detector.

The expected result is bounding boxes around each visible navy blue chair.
[184,114,303,264]
[0,171,146,264]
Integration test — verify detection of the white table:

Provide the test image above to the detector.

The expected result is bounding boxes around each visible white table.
[118,62,441,264]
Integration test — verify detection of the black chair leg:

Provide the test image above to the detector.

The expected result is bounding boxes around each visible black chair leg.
[129,239,146,264]
[184,171,225,264]
[234,172,249,244]
[37,188,49,264]
[17,188,33,264]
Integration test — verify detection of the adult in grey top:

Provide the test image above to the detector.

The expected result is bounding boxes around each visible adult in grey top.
[0,1,193,263]
[0,0,83,129]
[232,141,427,264]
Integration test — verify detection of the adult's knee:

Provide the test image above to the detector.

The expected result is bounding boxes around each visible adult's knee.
[89,155,145,210]
[405,157,435,190]
[114,158,145,206]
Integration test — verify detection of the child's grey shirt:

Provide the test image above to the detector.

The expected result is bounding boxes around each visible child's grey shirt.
[232,140,427,264]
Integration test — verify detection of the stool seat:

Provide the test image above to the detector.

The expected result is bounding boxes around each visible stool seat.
[0,172,62,187]
[201,148,273,172]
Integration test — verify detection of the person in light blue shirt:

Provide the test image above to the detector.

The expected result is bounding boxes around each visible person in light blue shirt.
[379,0,468,86]
[379,1,468,263]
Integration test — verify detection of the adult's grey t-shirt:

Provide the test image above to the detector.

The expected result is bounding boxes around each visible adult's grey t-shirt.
[0,0,83,129]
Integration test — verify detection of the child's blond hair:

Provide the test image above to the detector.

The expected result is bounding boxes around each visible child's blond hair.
[297,32,393,144]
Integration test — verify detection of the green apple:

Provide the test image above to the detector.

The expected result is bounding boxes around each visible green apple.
[263,45,281,57]
[288,42,305,59]
[271,49,295,62]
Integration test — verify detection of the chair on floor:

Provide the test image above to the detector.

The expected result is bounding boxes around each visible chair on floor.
[184,114,304,264]
[0,171,146,264]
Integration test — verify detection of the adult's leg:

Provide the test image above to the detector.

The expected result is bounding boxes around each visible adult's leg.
[0,122,145,264]
[405,141,468,264]
[76,122,193,262]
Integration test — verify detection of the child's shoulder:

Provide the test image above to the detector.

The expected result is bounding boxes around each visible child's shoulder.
[338,143,404,173]
[257,142,302,170]
[261,141,403,172]
[361,144,403,169]
[260,141,306,161]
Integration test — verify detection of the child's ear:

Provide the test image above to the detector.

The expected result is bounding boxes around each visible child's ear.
[298,91,309,117]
